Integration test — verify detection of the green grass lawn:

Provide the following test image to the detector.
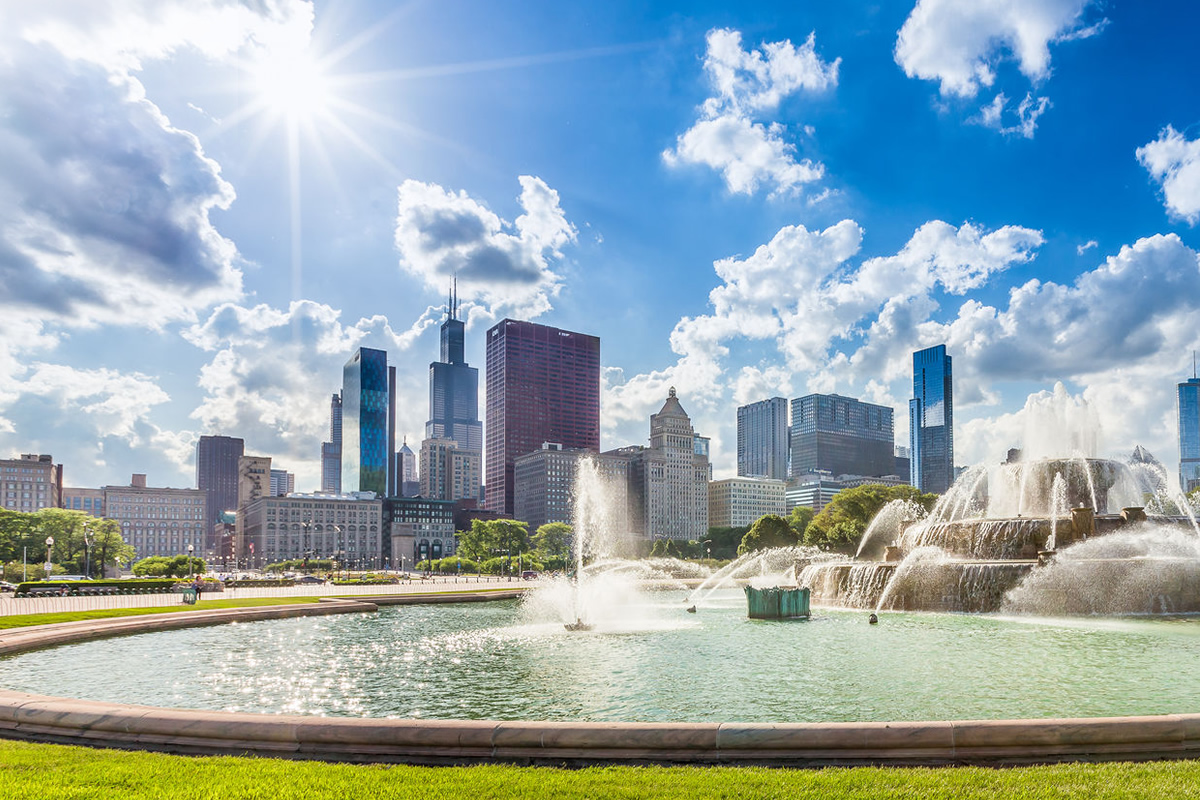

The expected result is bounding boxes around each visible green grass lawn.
[1,740,1200,799]
[0,597,319,630]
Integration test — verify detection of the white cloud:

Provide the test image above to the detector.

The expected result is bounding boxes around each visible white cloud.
[1077,239,1098,255]
[18,363,170,442]
[393,177,577,320]
[184,300,440,487]
[976,91,1051,138]
[895,0,1099,98]
[663,28,839,196]
[1137,125,1200,225]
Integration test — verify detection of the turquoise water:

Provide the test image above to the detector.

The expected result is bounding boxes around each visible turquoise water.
[5,593,1200,723]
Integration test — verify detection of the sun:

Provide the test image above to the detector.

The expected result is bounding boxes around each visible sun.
[248,45,334,123]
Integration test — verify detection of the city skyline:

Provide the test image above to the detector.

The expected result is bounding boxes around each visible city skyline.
[4,2,1200,492]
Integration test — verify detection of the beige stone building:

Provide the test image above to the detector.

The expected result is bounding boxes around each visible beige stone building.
[1,454,62,512]
[419,437,481,502]
[102,474,207,560]
[708,477,787,528]
[241,492,383,570]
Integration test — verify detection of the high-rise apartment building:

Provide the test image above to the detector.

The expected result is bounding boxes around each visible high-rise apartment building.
[484,319,601,515]
[419,437,481,502]
[513,443,633,535]
[790,394,895,479]
[737,397,790,479]
[0,454,62,511]
[909,344,954,494]
[321,393,342,493]
[196,435,243,534]
[341,347,395,497]
[1179,375,1200,492]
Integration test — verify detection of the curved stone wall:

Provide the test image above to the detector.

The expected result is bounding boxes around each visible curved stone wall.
[1,596,1198,766]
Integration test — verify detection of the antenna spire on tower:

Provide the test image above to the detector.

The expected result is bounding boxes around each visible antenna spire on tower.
[453,274,458,320]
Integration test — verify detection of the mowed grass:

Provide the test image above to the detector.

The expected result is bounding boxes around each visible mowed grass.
[0,597,318,629]
[2,740,1200,799]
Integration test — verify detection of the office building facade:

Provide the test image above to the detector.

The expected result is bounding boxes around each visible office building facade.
[1180,376,1200,493]
[737,397,790,480]
[790,394,895,479]
[397,439,419,497]
[342,348,395,497]
[426,286,483,453]
[625,388,710,541]
[708,477,787,528]
[484,319,601,515]
[241,492,383,570]
[0,454,62,512]
[102,474,207,559]
[269,469,295,497]
[419,437,482,502]
[196,435,243,530]
[386,496,456,569]
[321,393,342,493]
[909,344,954,494]
[514,443,633,535]
[62,487,105,516]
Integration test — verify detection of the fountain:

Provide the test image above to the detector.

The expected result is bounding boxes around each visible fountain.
[796,385,1200,613]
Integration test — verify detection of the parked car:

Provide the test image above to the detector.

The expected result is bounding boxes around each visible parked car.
[0,581,16,593]
[521,570,539,580]
[295,575,325,584]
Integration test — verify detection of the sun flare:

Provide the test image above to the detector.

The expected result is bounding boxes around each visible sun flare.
[249,45,333,122]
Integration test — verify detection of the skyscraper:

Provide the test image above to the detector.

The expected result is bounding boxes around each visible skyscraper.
[341,347,394,497]
[196,435,243,533]
[737,397,790,479]
[321,393,342,493]
[1179,373,1200,492]
[397,439,419,497]
[626,387,710,541]
[790,393,894,479]
[426,284,482,452]
[485,319,601,515]
[910,344,954,494]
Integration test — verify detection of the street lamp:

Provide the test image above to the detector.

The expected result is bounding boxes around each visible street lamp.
[187,543,195,578]
[83,530,94,579]
[703,538,712,562]
[44,536,54,577]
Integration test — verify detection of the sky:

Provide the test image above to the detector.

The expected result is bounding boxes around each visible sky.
[4,0,1200,492]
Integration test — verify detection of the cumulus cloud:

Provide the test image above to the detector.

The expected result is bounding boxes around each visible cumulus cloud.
[663,28,839,196]
[1137,126,1200,224]
[0,44,243,328]
[896,0,1099,97]
[896,0,1101,135]
[184,300,440,486]
[393,177,576,320]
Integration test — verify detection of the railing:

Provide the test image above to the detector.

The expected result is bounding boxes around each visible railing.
[0,575,532,617]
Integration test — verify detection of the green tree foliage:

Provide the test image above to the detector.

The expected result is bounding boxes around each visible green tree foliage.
[737,514,799,555]
[803,484,939,551]
[706,526,748,560]
[532,522,572,562]
[455,519,530,563]
[788,506,815,538]
[132,554,207,578]
[0,508,134,577]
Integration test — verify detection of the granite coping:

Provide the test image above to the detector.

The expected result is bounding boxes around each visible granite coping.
[2,597,1200,766]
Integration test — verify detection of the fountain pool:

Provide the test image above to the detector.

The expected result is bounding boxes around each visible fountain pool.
[6,595,1200,724]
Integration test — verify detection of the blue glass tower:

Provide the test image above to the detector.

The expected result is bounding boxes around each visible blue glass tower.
[909,345,953,494]
[1179,376,1200,493]
[342,347,393,497]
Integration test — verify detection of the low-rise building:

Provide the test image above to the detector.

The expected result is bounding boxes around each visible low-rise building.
[62,487,105,517]
[241,492,383,571]
[386,496,456,570]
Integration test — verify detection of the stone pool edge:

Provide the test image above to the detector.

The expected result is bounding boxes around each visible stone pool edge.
[1,597,1198,767]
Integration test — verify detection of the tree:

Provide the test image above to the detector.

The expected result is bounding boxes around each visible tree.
[0,508,134,577]
[737,514,799,555]
[706,526,748,560]
[455,519,530,564]
[803,484,938,552]
[788,506,815,539]
[532,522,572,562]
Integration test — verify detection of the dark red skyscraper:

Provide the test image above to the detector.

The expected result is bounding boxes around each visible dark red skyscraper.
[485,319,600,515]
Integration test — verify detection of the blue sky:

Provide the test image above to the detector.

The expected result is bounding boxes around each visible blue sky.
[4,0,1200,491]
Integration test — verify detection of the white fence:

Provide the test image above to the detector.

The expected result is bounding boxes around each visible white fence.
[0,575,531,617]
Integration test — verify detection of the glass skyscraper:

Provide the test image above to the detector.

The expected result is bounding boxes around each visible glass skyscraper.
[909,344,954,494]
[342,347,394,497]
[789,394,894,479]
[1179,376,1200,493]
[484,319,600,515]
[737,397,790,480]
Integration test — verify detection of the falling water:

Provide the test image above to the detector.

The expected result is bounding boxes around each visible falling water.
[1046,472,1068,551]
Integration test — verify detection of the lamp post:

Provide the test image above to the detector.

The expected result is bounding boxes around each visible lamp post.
[44,536,54,577]
[703,538,712,562]
[84,530,94,579]
[187,543,195,578]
